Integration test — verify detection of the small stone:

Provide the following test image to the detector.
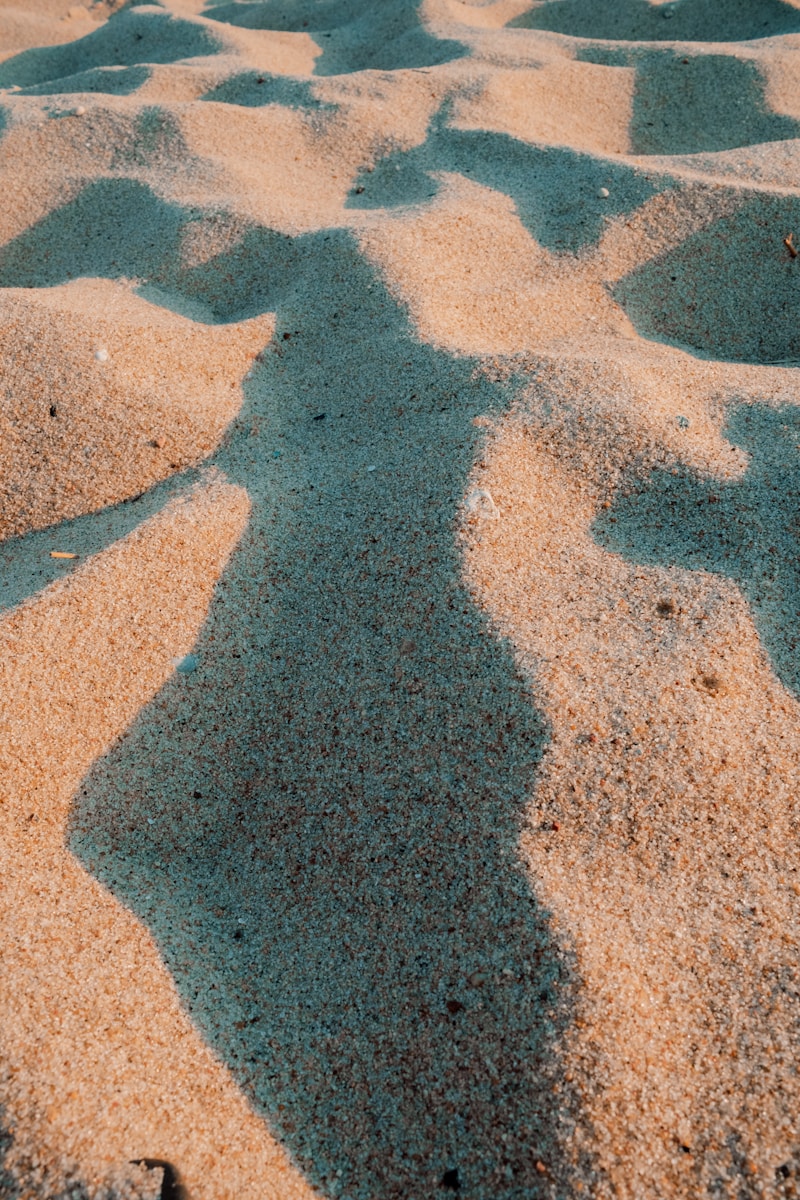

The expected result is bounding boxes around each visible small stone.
[597,187,610,199]
[695,671,725,696]
[677,414,690,429]
[441,1168,460,1191]
[94,347,109,362]
[468,970,487,987]
[175,653,198,674]
[74,105,86,116]
[446,999,464,1014]
[367,464,377,472]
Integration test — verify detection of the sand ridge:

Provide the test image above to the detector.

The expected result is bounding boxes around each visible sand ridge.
[2,0,800,1197]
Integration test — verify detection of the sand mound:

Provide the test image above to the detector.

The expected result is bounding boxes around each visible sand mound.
[0,278,272,539]
[2,0,800,1198]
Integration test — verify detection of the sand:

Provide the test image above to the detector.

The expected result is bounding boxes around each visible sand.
[1,0,800,1197]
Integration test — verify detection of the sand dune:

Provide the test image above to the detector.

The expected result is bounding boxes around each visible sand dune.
[2,1,800,1197]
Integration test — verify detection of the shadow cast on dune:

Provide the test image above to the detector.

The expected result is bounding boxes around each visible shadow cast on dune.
[614,192,800,364]
[0,146,658,294]
[509,0,800,43]
[630,51,800,154]
[203,0,467,74]
[0,179,202,303]
[346,105,661,253]
[0,468,204,614]
[0,6,222,91]
[201,70,333,110]
[16,64,151,98]
[593,402,800,697]
[37,225,578,1199]
[578,44,800,155]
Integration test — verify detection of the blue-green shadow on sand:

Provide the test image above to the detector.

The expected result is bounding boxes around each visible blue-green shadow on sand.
[0,6,222,90]
[201,70,334,110]
[15,65,151,98]
[202,0,467,75]
[509,0,800,42]
[593,403,800,697]
[577,47,800,156]
[346,105,662,255]
[613,193,800,365]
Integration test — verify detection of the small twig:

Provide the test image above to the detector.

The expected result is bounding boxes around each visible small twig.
[784,233,798,258]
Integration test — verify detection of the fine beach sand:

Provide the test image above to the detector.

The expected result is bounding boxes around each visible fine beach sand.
[2,1,800,1197]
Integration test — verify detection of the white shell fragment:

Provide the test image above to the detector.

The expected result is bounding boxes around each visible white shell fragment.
[466,488,500,519]
[175,653,199,674]
[597,187,610,199]
[94,347,109,362]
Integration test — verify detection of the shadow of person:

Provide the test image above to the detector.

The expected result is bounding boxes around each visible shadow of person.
[593,402,800,697]
[69,229,575,1198]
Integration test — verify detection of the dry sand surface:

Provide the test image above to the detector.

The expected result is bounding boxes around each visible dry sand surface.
[2,0,800,1197]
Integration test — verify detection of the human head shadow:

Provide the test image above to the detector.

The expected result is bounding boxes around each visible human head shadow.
[0,6,222,90]
[508,0,800,42]
[203,0,467,75]
[347,104,661,254]
[592,402,800,697]
[66,227,576,1197]
[578,46,800,155]
[613,192,800,365]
